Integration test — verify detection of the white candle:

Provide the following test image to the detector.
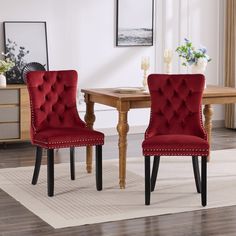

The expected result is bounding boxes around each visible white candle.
[163,49,173,74]
[164,49,173,63]
[141,56,150,70]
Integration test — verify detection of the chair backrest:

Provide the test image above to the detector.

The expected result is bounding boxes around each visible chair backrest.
[27,70,85,132]
[145,74,207,139]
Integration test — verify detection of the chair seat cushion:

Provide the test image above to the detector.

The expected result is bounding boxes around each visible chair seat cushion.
[142,134,209,156]
[32,127,104,149]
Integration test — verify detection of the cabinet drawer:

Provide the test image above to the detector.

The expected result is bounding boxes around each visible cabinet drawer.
[0,107,19,122]
[0,90,19,104]
[0,123,20,139]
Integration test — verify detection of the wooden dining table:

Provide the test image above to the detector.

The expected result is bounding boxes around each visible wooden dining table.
[82,85,236,189]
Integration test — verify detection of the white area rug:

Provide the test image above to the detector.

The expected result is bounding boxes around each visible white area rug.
[0,149,236,229]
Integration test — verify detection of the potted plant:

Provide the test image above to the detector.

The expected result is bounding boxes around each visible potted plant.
[5,39,30,84]
[0,56,15,87]
[176,38,211,74]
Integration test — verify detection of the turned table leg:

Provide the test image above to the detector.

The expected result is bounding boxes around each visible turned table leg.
[117,110,129,189]
[203,104,213,162]
[84,94,95,173]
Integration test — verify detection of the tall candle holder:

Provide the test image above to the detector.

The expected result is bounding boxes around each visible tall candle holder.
[141,57,150,91]
[163,49,173,74]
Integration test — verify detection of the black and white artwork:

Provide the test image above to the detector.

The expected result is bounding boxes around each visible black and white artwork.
[116,0,154,46]
[3,21,49,84]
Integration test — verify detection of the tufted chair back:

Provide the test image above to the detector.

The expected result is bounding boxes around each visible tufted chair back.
[146,74,206,140]
[27,70,85,133]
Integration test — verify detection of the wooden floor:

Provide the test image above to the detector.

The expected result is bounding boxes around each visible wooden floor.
[0,127,236,236]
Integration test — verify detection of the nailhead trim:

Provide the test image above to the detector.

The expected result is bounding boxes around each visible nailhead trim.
[143,148,208,152]
[34,138,104,149]
[144,110,152,140]
[34,138,104,145]
[28,92,37,134]
[143,148,209,156]
[199,105,208,141]
[143,146,209,156]
[143,152,209,156]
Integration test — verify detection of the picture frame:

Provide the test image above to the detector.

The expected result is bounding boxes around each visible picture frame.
[3,21,49,84]
[116,0,154,47]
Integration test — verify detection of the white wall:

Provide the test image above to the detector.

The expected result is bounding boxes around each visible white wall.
[0,0,225,133]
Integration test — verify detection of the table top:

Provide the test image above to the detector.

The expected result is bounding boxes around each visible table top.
[0,84,27,89]
[82,85,236,101]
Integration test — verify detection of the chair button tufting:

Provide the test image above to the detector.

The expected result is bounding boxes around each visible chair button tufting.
[166,99,171,105]
[174,111,179,118]
[59,116,63,122]
[189,111,194,116]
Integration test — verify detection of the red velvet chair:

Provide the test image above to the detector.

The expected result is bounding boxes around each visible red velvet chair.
[142,74,209,206]
[26,70,104,196]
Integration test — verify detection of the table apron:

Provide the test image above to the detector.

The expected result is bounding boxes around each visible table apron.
[202,97,236,104]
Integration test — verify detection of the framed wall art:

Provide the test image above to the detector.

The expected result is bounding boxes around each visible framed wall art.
[116,0,154,46]
[3,21,49,84]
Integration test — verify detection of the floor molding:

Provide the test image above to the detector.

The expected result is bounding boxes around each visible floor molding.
[213,119,224,128]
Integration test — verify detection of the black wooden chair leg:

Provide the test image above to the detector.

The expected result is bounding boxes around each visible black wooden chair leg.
[70,147,75,180]
[151,156,160,192]
[145,156,151,205]
[96,145,103,191]
[47,149,54,197]
[32,146,43,185]
[201,156,207,207]
[192,156,201,193]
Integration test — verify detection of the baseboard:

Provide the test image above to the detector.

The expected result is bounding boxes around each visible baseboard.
[212,120,224,128]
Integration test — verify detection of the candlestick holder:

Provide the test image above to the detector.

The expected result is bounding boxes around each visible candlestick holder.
[163,49,173,74]
[141,57,150,91]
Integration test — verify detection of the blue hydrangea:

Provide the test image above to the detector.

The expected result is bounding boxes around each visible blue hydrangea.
[176,39,211,66]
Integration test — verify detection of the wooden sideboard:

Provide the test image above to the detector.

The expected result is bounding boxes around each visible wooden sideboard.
[0,85,30,142]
